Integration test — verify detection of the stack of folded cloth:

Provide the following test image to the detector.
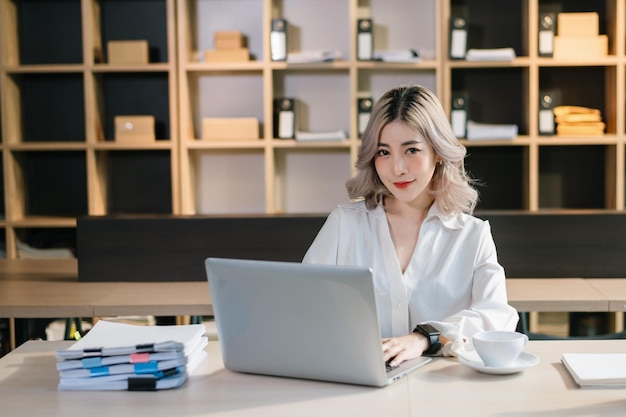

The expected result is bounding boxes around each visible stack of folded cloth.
[554,106,605,137]
[55,320,208,391]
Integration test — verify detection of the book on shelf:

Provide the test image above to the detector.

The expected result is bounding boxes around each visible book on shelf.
[561,353,626,388]
[55,320,208,391]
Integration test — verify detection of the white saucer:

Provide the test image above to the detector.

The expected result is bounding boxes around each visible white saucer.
[458,351,540,375]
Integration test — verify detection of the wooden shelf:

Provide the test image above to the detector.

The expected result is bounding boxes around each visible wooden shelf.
[0,0,625,261]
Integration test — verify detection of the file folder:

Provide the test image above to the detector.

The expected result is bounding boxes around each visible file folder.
[449,16,467,59]
[357,19,373,61]
[273,98,295,139]
[358,97,373,138]
[450,92,468,138]
[271,19,287,61]
[538,12,556,57]
[538,92,555,136]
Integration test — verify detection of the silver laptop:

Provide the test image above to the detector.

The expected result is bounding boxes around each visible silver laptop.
[205,257,432,387]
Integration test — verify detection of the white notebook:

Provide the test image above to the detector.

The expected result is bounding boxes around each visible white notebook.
[561,353,626,388]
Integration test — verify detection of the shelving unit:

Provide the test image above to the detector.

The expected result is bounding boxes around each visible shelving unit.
[0,0,625,261]
[0,0,178,258]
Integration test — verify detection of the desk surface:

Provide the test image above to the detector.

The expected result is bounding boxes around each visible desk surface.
[0,259,617,316]
[2,339,626,417]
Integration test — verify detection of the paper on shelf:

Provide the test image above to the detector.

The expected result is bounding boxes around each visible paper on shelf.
[295,130,347,141]
[373,49,421,63]
[287,50,341,63]
[465,121,518,140]
[466,47,516,61]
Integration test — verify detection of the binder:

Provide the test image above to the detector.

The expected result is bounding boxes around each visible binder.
[449,16,467,59]
[357,19,373,61]
[538,92,555,136]
[271,19,287,61]
[273,98,295,139]
[538,12,556,57]
[450,92,468,138]
[358,97,373,138]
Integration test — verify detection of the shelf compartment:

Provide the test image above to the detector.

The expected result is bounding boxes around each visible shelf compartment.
[6,73,85,143]
[538,0,615,55]
[357,69,438,102]
[366,0,438,60]
[13,150,88,217]
[538,145,608,209]
[94,72,171,141]
[193,149,266,214]
[450,0,527,56]
[14,227,77,259]
[181,0,264,64]
[273,70,350,137]
[451,67,528,136]
[102,150,172,214]
[539,66,615,135]
[278,0,350,61]
[185,71,265,140]
[464,145,528,211]
[10,0,83,65]
[274,148,351,214]
[94,0,169,64]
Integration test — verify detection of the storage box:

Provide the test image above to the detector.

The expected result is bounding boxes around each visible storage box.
[214,31,244,49]
[204,49,250,62]
[553,35,608,60]
[114,116,155,142]
[558,12,599,37]
[202,118,259,141]
[108,40,149,64]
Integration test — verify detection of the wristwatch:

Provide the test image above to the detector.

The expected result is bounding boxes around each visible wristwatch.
[413,324,441,355]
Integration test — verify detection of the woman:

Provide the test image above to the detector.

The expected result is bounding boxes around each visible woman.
[303,84,518,366]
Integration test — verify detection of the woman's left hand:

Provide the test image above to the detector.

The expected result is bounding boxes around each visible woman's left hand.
[382,333,429,367]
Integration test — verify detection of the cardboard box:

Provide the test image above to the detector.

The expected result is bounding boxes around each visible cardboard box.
[108,40,149,64]
[202,118,259,141]
[204,48,249,62]
[553,35,608,60]
[215,31,244,49]
[114,116,155,142]
[558,12,599,37]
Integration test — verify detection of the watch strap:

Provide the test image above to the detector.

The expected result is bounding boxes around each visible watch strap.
[413,324,441,355]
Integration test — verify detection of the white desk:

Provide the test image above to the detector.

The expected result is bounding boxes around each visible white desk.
[2,339,626,416]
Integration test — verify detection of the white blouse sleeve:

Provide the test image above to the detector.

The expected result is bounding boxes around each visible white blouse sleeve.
[427,222,519,356]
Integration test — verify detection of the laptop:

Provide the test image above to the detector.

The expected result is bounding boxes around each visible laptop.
[205,257,432,387]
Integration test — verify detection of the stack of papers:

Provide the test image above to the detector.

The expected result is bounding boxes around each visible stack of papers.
[287,50,340,64]
[55,320,208,391]
[373,49,421,63]
[466,121,518,140]
[465,48,516,61]
[295,130,347,141]
[554,106,605,137]
[562,353,626,388]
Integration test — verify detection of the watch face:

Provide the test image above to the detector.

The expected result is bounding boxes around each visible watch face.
[418,324,439,335]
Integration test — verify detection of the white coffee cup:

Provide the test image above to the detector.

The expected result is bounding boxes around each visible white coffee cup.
[472,330,529,368]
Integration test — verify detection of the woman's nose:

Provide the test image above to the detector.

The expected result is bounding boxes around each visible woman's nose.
[393,156,408,175]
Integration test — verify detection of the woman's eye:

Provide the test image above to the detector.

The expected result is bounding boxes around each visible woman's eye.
[376,149,389,156]
[406,147,420,154]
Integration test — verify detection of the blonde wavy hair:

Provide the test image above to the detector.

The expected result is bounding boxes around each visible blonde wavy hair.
[346,84,478,215]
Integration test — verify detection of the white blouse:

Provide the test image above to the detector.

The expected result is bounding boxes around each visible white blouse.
[302,201,519,356]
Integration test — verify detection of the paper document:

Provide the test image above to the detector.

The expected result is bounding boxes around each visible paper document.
[466,48,516,61]
[296,130,347,141]
[562,353,626,388]
[466,121,518,140]
[287,50,340,64]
